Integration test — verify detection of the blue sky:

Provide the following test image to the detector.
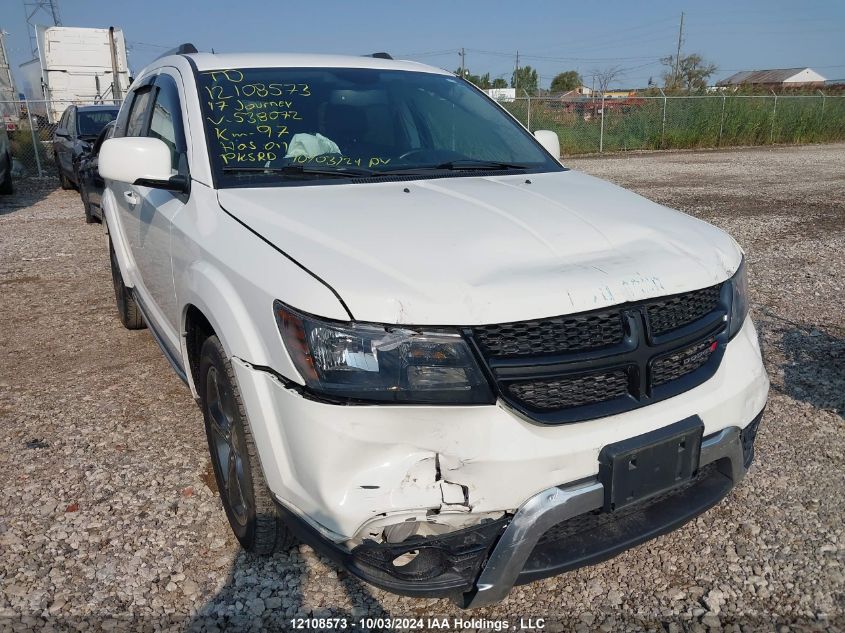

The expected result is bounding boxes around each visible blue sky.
[3,0,844,89]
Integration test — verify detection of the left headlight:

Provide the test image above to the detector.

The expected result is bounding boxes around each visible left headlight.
[728,257,749,339]
[274,301,494,404]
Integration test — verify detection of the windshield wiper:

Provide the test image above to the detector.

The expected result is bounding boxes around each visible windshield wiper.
[373,160,531,177]
[433,160,530,171]
[222,165,377,178]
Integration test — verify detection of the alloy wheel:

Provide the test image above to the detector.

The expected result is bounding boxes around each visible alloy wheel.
[206,366,250,527]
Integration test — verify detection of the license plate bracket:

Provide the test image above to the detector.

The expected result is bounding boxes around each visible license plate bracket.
[598,416,704,512]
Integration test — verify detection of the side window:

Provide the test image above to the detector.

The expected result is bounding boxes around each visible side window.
[93,123,114,154]
[147,74,188,175]
[58,109,68,130]
[125,87,154,137]
[67,108,77,136]
[113,90,137,138]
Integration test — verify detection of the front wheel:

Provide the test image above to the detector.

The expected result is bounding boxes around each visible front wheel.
[0,161,12,195]
[200,335,295,555]
[58,165,73,190]
[81,186,97,223]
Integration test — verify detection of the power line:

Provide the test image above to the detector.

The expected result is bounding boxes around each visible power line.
[394,49,456,58]
[466,48,662,63]
[530,24,679,57]
[526,15,679,53]
[23,0,61,57]
[520,53,661,63]
[127,40,170,50]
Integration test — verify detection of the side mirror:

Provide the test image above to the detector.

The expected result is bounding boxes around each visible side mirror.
[99,137,189,193]
[54,128,70,139]
[534,130,561,159]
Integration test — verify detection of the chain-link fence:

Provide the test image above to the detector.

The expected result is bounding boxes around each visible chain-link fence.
[2,98,122,180]
[501,93,845,155]
[3,94,845,182]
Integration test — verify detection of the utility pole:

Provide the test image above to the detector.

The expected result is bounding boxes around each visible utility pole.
[514,50,519,90]
[24,0,62,57]
[0,30,17,104]
[673,11,684,88]
[108,26,123,101]
[459,47,465,78]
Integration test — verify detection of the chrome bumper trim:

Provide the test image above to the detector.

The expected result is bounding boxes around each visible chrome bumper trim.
[460,425,746,609]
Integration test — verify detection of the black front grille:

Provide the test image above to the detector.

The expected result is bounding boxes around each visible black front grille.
[473,311,623,357]
[506,370,629,411]
[652,335,718,386]
[646,285,721,336]
[469,283,729,424]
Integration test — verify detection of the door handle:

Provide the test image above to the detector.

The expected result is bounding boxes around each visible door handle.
[123,191,138,206]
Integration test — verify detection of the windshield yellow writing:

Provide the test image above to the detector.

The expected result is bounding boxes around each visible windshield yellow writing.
[201,69,311,165]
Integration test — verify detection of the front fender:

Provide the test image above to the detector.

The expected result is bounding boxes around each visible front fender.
[172,188,351,396]
[178,260,273,397]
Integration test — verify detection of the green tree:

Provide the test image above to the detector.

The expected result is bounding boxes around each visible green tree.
[661,54,718,92]
[550,70,583,94]
[491,77,508,88]
[455,68,492,89]
[511,65,539,95]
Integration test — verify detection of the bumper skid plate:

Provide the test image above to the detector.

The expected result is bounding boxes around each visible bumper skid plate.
[458,410,761,608]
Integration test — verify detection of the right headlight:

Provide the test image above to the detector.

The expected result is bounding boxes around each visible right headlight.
[274,301,494,404]
[727,257,749,339]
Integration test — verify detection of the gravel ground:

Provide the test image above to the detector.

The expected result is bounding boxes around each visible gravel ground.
[1,144,843,632]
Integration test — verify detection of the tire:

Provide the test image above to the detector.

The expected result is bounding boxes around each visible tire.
[0,162,12,195]
[108,238,145,330]
[200,334,295,555]
[58,165,73,190]
[82,187,96,223]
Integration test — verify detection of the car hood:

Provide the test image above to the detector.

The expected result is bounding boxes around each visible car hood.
[217,170,742,325]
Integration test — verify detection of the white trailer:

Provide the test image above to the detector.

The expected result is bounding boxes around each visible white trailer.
[0,31,19,128]
[20,25,131,123]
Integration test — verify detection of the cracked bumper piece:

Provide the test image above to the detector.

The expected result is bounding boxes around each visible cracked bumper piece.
[349,517,509,597]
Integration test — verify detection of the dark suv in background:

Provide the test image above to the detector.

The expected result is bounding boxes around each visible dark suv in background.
[77,121,115,223]
[53,104,119,190]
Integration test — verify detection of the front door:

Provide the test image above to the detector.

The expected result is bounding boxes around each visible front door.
[124,71,190,352]
[111,84,153,306]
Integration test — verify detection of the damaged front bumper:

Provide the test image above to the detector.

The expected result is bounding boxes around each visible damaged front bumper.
[270,412,762,605]
[229,318,768,605]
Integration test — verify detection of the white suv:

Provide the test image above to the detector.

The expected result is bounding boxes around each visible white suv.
[99,50,769,607]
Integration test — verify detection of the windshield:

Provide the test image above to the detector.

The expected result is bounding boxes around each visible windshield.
[77,109,119,137]
[196,67,562,187]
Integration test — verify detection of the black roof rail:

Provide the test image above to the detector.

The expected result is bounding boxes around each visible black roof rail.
[155,43,198,61]
[367,52,393,60]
